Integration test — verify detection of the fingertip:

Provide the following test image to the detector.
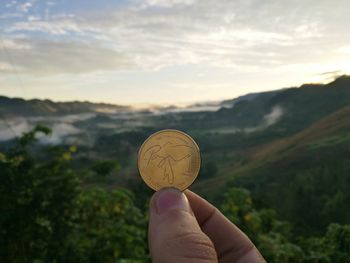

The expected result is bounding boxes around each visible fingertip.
[148,188,218,263]
[150,188,191,215]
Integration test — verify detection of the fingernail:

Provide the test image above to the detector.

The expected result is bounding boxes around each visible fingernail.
[154,188,191,214]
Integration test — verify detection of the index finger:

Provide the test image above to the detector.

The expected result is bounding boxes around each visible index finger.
[185,190,265,263]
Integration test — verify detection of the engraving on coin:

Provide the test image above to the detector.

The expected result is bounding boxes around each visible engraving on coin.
[138,129,201,191]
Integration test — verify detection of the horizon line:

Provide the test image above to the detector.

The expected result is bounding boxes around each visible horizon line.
[0,74,347,108]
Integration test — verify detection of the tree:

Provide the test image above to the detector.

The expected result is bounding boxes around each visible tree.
[220,187,304,262]
[301,224,350,263]
[0,126,148,262]
[64,188,148,262]
[91,160,121,177]
[0,126,81,261]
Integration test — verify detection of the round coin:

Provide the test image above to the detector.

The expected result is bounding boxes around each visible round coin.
[137,129,201,191]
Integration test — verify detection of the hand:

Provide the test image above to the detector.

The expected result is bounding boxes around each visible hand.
[148,188,265,263]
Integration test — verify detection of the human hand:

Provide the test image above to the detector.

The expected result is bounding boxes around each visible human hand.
[148,188,265,263]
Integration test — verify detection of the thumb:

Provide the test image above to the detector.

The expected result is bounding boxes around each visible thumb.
[148,188,217,263]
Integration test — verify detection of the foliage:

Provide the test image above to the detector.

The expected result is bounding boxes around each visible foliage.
[221,188,304,262]
[64,188,148,262]
[91,160,121,177]
[0,126,148,262]
[220,188,350,263]
[230,136,350,235]
[301,224,350,263]
[0,126,80,261]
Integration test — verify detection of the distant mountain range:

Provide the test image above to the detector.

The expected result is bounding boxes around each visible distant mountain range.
[2,76,349,120]
[186,75,350,131]
[0,97,130,117]
[1,75,349,145]
[0,83,291,117]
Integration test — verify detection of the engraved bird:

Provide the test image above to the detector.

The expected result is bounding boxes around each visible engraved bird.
[143,141,193,184]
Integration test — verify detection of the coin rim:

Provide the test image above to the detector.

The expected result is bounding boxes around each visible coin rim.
[137,129,201,191]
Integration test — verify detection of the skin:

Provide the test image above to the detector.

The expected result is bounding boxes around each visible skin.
[148,188,266,263]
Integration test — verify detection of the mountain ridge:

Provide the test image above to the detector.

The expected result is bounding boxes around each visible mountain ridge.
[1,75,349,118]
[0,96,131,117]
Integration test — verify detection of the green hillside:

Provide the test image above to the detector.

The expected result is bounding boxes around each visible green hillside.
[195,105,350,235]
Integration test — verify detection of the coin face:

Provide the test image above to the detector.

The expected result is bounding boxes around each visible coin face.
[138,129,201,191]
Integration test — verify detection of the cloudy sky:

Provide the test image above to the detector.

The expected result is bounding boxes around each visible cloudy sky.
[1,0,350,105]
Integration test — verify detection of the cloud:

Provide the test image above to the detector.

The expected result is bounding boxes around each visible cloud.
[17,2,33,13]
[0,0,348,76]
[337,46,350,54]
[0,12,23,19]
[0,61,16,72]
[141,0,196,8]
[237,105,284,133]
[263,106,283,127]
[0,38,135,75]
[0,114,90,144]
[0,38,31,50]
[7,19,93,36]
[38,123,81,145]
[5,0,18,9]
[56,113,96,123]
[0,118,31,141]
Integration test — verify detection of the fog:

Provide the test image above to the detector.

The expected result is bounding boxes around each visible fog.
[0,104,284,143]
[0,114,91,144]
[240,106,284,133]
[0,118,32,141]
[263,106,284,127]
[37,123,81,145]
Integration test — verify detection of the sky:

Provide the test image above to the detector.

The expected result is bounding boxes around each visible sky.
[0,0,350,106]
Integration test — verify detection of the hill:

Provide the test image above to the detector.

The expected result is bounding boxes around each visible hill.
[177,75,350,135]
[0,96,130,117]
[194,105,350,235]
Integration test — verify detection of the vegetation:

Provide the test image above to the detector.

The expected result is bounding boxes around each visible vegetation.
[221,188,350,262]
[216,106,350,236]
[1,126,349,262]
[0,127,148,262]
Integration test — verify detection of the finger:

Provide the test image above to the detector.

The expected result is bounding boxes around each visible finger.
[148,188,218,263]
[185,190,265,263]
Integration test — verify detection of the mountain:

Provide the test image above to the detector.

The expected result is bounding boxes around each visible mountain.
[200,75,350,131]
[219,90,282,107]
[0,91,275,117]
[194,104,350,235]
[2,75,349,154]
[0,96,130,117]
[3,75,349,123]
[146,76,350,143]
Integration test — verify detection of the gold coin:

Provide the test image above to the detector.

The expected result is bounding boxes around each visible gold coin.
[137,129,201,191]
